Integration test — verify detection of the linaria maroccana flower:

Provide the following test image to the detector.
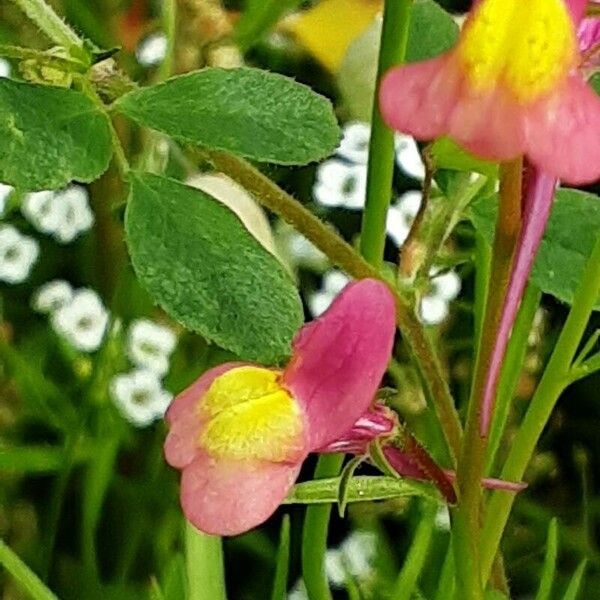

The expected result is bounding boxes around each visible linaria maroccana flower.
[478,1,599,434]
[380,0,600,184]
[164,279,396,536]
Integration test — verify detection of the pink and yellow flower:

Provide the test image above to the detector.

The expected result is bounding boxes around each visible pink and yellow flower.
[164,279,396,536]
[380,0,600,184]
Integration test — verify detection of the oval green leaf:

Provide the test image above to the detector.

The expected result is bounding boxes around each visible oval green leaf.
[0,79,113,190]
[125,172,304,363]
[114,67,341,165]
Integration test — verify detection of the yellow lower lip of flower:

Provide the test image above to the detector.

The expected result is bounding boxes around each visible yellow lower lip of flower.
[457,0,576,103]
[200,366,304,462]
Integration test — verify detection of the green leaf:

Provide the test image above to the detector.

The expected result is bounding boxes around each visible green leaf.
[0,79,112,190]
[234,0,302,51]
[0,444,91,473]
[406,0,459,63]
[470,189,600,309]
[430,137,498,178]
[535,518,558,600]
[270,516,291,600]
[125,173,303,363]
[115,68,340,166]
[337,455,366,517]
[283,476,440,505]
[0,539,58,600]
[563,560,587,600]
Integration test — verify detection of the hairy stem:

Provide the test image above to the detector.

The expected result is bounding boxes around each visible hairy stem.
[480,232,600,582]
[10,0,83,51]
[453,158,523,599]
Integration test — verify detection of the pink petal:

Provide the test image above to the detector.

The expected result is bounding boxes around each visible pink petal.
[448,85,525,161]
[525,75,600,184]
[283,279,396,450]
[380,54,526,162]
[164,362,247,469]
[180,450,301,536]
[567,0,589,24]
[380,55,461,140]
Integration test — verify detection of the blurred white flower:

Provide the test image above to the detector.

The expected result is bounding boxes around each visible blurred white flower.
[22,186,94,244]
[0,183,13,216]
[386,190,422,247]
[52,289,109,352]
[395,134,426,180]
[307,269,351,317]
[325,549,346,588]
[22,191,61,233]
[52,186,94,243]
[314,159,367,209]
[136,32,168,67]
[419,269,462,326]
[127,319,177,376]
[339,530,377,578]
[434,506,451,531]
[325,530,377,588]
[276,221,329,273]
[337,121,371,164]
[288,581,308,600]
[111,369,172,427]
[0,58,10,78]
[0,225,39,284]
[32,280,74,313]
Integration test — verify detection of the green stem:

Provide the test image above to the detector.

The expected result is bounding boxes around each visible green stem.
[480,232,600,583]
[485,284,541,474]
[201,148,462,460]
[0,539,58,600]
[360,0,414,267]
[392,502,437,600]
[10,0,83,51]
[301,454,345,600]
[157,0,177,83]
[453,158,523,600]
[185,523,227,600]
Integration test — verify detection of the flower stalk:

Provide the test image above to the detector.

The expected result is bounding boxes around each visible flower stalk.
[360,0,414,268]
[10,0,84,53]
[453,158,523,599]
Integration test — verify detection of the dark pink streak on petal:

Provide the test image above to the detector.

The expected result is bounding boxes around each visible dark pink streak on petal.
[181,451,302,536]
[283,279,396,451]
[578,16,600,61]
[316,403,397,454]
[567,0,590,25]
[164,362,248,469]
[480,170,557,436]
[384,446,526,494]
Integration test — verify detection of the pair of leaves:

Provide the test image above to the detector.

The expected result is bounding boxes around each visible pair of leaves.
[0,65,340,362]
[470,189,600,310]
[117,68,342,361]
